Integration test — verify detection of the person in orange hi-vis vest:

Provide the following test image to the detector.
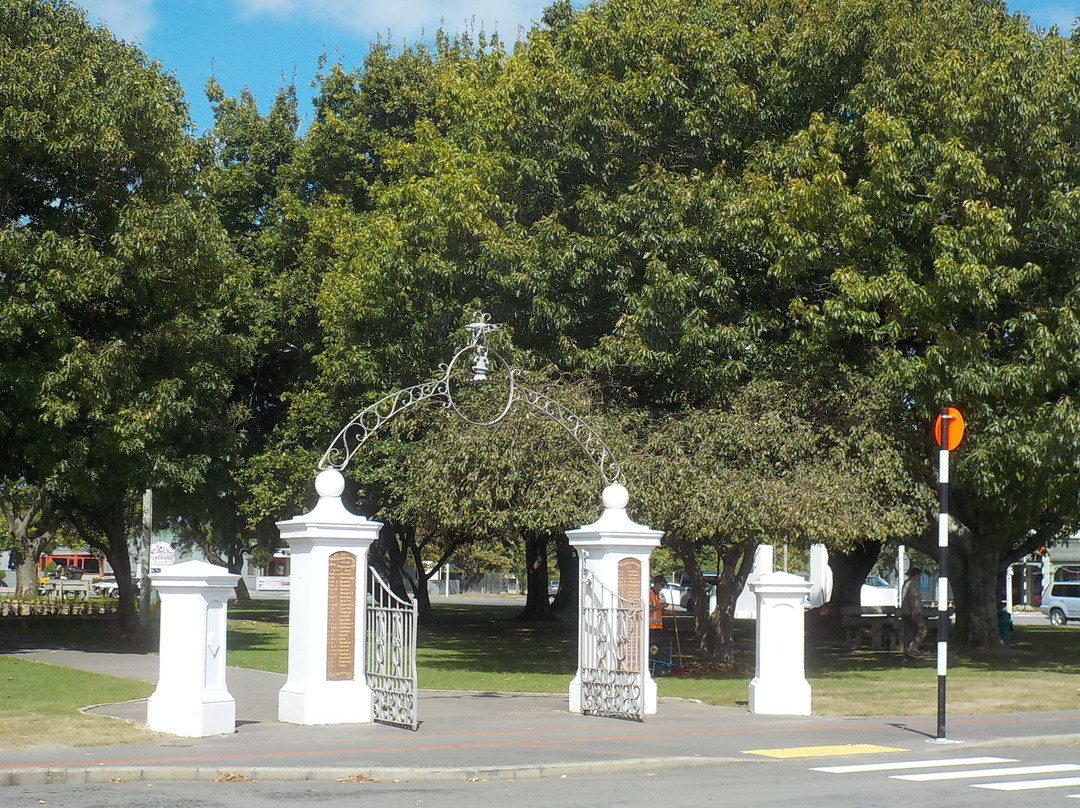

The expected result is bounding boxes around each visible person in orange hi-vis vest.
[649,575,674,669]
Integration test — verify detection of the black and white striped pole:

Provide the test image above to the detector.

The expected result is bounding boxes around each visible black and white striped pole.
[933,406,964,741]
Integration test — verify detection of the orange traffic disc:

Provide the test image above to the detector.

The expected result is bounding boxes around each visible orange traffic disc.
[934,407,965,450]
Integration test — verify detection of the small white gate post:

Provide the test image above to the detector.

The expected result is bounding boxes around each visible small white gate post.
[277,468,382,725]
[147,560,239,737]
[567,484,663,715]
[748,571,812,716]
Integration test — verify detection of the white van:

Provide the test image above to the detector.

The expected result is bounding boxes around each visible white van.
[1040,581,1080,626]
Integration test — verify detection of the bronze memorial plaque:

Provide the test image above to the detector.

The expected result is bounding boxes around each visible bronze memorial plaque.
[618,557,641,601]
[326,551,357,681]
[618,557,642,670]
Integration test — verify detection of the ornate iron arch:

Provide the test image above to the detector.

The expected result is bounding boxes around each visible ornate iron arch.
[318,314,624,487]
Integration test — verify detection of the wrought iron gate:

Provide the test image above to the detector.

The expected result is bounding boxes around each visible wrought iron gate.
[366,568,419,729]
[579,567,646,721]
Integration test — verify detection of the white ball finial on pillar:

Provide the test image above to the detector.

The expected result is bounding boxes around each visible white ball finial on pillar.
[316,468,346,498]
[602,483,629,510]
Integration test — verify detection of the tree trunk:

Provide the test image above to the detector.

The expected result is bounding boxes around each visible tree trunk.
[201,541,252,602]
[669,535,717,657]
[460,570,483,593]
[950,531,1005,648]
[374,523,417,605]
[98,527,138,635]
[704,540,756,663]
[1,488,57,597]
[550,532,578,613]
[233,575,251,602]
[905,505,1007,649]
[15,550,39,598]
[228,542,251,602]
[76,501,140,636]
[668,533,755,662]
[403,528,433,618]
[518,530,555,621]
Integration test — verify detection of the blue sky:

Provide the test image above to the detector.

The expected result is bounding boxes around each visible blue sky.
[76,0,1080,135]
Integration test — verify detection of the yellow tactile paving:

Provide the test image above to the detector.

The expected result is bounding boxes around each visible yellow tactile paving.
[742,743,908,759]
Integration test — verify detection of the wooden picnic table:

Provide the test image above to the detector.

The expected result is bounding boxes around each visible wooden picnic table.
[841,605,947,652]
[39,578,93,600]
[842,605,902,650]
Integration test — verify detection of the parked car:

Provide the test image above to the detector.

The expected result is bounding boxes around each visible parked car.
[93,575,138,599]
[1040,581,1080,626]
[861,574,899,608]
[679,574,720,613]
[656,581,685,609]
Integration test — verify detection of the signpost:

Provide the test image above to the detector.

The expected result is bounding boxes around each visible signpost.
[933,406,964,741]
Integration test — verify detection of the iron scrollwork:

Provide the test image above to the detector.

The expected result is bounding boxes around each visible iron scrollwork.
[318,313,623,486]
[579,568,645,721]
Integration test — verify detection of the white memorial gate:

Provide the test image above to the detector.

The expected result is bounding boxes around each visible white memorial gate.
[278,314,663,727]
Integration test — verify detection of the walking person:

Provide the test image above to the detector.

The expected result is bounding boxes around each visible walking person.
[901,566,927,659]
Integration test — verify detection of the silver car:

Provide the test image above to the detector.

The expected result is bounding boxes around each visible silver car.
[1040,581,1080,626]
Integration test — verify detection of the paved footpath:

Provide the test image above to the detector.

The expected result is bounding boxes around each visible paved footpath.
[2,640,1079,786]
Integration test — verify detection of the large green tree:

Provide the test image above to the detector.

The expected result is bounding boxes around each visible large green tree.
[733,0,1080,644]
[207,0,1080,653]
[176,80,302,594]
[636,374,926,660]
[484,0,1080,646]
[0,0,248,630]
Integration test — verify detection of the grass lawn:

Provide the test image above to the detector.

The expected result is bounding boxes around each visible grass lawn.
[0,656,157,749]
[1,599,1077,750]
[224,600,1080,715]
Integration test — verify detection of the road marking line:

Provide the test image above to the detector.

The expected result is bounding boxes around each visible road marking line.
[894,764,1080,782]
[744,744,906,759]
[812,756,1015,774]
[972,777,1080,792]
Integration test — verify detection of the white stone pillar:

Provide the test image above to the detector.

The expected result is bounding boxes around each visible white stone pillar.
[734,544,775,619]
[277,468,382,725]
[147,560,239,737]
[748,571,812,716]
[807,543,832,608]
[566,484,663,715]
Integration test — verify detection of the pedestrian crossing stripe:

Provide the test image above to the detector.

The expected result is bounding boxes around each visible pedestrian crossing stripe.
[893,763,1080,782]
[743,744,907,759]
[813,756,1017,774]
[972,776,1080,792]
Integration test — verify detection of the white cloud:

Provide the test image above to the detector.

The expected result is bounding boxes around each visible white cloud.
[233,0,297,18]
[232,0,541,41]
[78,0,157,42]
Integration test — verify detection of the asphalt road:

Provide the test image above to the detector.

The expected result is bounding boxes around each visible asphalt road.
[8,743,1080,808]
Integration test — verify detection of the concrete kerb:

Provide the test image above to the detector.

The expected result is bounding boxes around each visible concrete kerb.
[2,757,750,787]
[962,733,1080,750]
[10,737,1080,787]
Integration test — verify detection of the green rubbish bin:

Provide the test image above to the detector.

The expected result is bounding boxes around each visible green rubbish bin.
[998,608,1013,647]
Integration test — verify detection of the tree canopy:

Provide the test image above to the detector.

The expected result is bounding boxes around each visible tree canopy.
[5,0,1080,652]
[0,0,249,629]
